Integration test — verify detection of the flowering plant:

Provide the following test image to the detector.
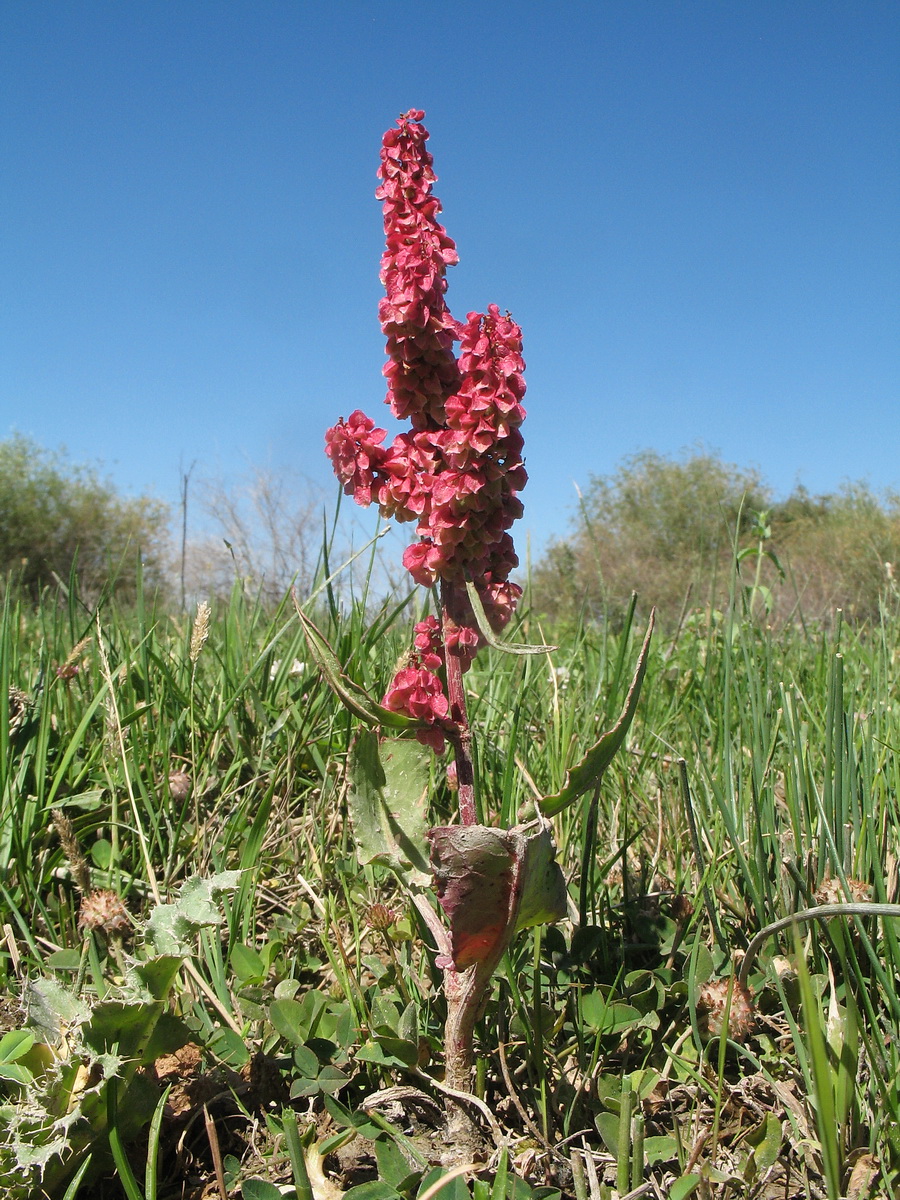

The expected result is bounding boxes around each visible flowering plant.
[301,110,652,1149]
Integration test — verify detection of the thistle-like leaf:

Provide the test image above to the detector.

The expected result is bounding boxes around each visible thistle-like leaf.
[539,612,654,816]
[145,870,242,955]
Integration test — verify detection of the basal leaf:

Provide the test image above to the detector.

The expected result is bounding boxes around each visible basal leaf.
[540,612,654,816]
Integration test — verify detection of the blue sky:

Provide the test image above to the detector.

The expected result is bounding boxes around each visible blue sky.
[2,2,898,561]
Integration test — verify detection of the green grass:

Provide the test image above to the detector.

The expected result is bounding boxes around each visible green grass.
[2,558,900,1199]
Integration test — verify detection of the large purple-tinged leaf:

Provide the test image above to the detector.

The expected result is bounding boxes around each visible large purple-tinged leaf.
[427,826,515,968]
[427,818,567,970]
[539,613,654,817]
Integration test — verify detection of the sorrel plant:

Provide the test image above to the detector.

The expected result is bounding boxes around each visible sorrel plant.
[305,110,652,1124]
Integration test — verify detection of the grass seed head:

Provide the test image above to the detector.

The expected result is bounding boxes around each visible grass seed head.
[190,601,211,662]
[7,685,29,738]
[51,809,92,895]
[56,635,93,681]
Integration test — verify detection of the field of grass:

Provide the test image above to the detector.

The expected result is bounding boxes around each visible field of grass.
[2,548,900,1199]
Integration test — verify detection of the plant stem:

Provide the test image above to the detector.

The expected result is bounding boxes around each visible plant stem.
[441,581,476,825]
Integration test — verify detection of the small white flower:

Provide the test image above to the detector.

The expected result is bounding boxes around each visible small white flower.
[270,659,306,681]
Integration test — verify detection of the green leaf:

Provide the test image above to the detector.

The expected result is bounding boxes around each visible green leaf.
[129,955,183,1003]
[348,731,431,884]
[241,1181,285,1200]
[323,1093,384,1139]
[83,999,163,1061]
[61,1153,93,1200]
[355,1039,414,1069]
[294,604,420,729]
[45,949,83,971]
[375,1130,414,1189]
[511,820,570,932]
[209,1027,251,1068]
[90,838,113,869]
[742,1112,782,1179]
[231,943,266,983]
[464,580,557,655]
[580,994,642,1036]
[342,1184,402,1200]
[594,1111,619,1155]
[539,613,654,816]
[141,1011,192,1063]
[315,1065,348,1094]
[292,1043,320,1077]
[668,1176,701,1200]
[643,1134,679,1165]
[0,1029,34,1064]
[56,788,105,811]
[418,1168,471,1200]
[372,1034,418,1067]
[269,998,307,1045]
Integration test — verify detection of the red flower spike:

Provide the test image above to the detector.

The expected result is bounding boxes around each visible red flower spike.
[324,111,529,694]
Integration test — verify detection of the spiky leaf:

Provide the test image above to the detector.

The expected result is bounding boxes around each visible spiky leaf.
[145,871,241,955]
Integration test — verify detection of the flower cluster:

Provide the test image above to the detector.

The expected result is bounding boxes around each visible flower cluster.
[376,108,461,428]
[382,617,450,753]
[326,110,527,739]
[326,111,525,607]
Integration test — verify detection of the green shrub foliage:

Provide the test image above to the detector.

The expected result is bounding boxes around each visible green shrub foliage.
[533,447,900,628]
[0,434,170,601]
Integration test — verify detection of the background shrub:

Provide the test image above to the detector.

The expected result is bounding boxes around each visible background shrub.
[0,434,171,602]
[532,447,900,629]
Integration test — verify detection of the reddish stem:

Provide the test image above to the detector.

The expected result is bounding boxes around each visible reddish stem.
[441,581,477,826]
